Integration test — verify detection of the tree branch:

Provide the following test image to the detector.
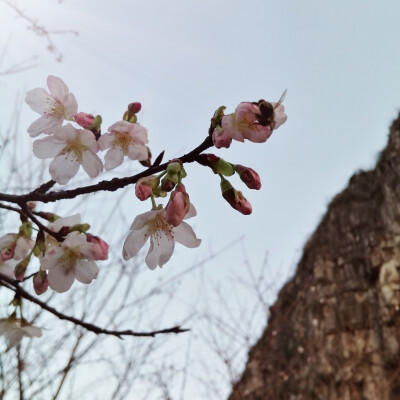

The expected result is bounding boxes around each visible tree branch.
[0,273,189,338]
[0,136,213,205]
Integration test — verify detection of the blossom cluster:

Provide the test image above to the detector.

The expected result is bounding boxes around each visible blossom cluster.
[0,75,287,346]
[26,76,148,184]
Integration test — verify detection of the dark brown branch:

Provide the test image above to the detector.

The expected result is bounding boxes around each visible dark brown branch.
[0,136,213,205]
[0,273,189,338]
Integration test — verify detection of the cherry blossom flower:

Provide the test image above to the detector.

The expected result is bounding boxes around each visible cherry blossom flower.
[40,231,99,293]
[123,205,201,270]
[222,102,273,143]
[0,318,42,348]
[25,75,78,137]
[33,124,103,184]
[98,121,148,170]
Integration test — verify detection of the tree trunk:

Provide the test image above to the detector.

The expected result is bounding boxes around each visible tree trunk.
[228,114,400,400]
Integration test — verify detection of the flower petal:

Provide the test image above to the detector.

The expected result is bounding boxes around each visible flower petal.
[28,115,63,137]
[25,88,52,114]
[127,143,148,161]
[41,247,64,270]
[104,147,124,170]
[33,136,65,159]
[47,75,69,103]
[47,264,75,293]
[49,153,80,184]
[145,231,175,269]
[122,226,149,260]
[81,150,103,178]
[174,222,202,248]
[75,260,99,284]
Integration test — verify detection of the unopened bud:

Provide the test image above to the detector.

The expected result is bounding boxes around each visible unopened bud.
[220,179,252,215]
[197,153,234,176]
[14,257,30,281]
[86,234,109,261]
[135,176,156,201]
[165,184,190,227]
[74,112,95,128]
[33,270,48,295]
[234,164,261,190]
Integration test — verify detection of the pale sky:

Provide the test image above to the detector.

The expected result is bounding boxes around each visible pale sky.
[1,0,400,398]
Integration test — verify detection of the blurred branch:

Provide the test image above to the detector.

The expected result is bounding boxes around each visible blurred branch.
[0,273,189,338]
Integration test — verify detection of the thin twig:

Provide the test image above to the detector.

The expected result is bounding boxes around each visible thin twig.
[0,273,189,338]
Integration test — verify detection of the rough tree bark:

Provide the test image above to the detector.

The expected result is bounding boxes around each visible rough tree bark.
[228,114,400,400]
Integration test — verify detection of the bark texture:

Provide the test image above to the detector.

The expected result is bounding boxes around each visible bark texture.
[228,115,400,400]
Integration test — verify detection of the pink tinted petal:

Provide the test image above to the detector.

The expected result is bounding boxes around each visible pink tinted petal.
[98,133,114,150]
[33,136,65,159]
[146,232,175,269]
[221,115,245,142]
[174,222,202,248]
[64,93,78,118]
[74,260,98,284]
[243,125,272,143]
[127,143,148,161]
[47,264,75,293]
[0,263,15,279]
[108,121,129,133]
[79,129,98,150]
[81,151,103,178]
[80,242,97,260]
[104,147,124,170]
[63,232,87,248]
[130,124,148,144]
[14,238,32,260]
[52,124,77,140]
[25,88,52,114]
[49,153,80,184]
[41,247,64,270]
[122,226,149,260]
[47,75,69,103]
[28,115,63,137]
[0,234,16,249]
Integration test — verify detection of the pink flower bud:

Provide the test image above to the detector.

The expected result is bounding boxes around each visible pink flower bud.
[87,234,109,260]
[165,184,190,227]
[1,243,15,261]
[128,102,142,114]
[135,176,156,201]
[74,112,95,129]
[235,165,261,190]
[33,271,49,295]
[220,179,252,215]
[212,126,232,149]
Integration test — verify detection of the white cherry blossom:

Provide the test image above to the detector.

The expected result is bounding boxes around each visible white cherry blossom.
[0,318,42,348]
[40,231,99,293]
[25,75,78,137]
[33,124,103,185]
[98,121,148,170]
[123,205,201,270]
